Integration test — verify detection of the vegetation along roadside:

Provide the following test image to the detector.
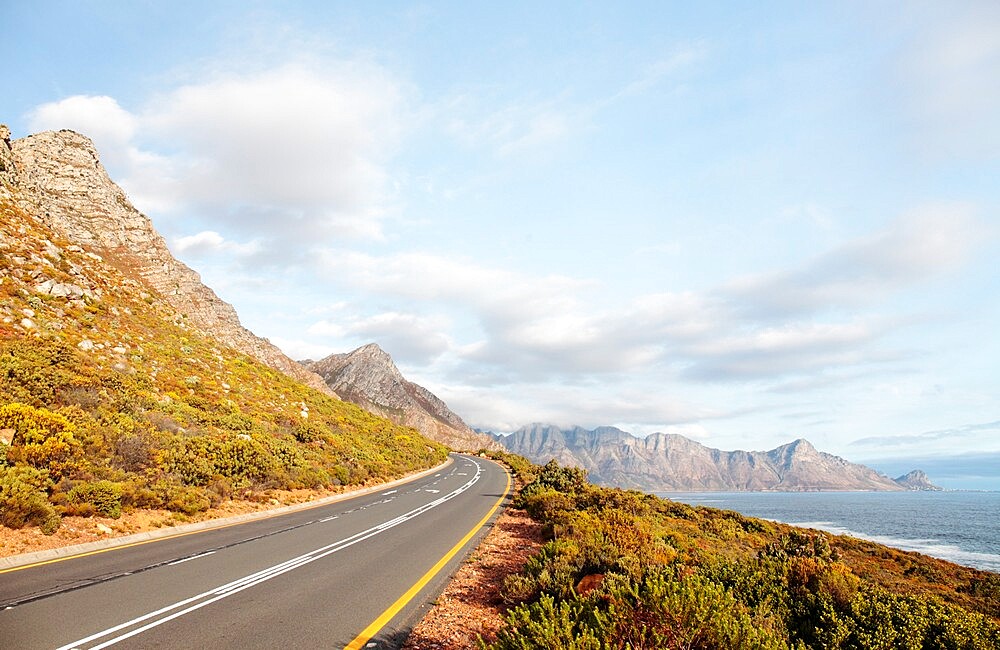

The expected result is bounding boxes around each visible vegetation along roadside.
[417,451,999,649]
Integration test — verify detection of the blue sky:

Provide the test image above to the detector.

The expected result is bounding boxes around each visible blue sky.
[4,1,999,488]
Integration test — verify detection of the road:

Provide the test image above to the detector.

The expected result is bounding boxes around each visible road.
[0,454,510,649]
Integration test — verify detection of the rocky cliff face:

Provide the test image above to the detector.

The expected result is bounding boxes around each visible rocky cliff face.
[894,469,943,491]
[497,425,912,491]
[0,126,16,198]
[306,343,499,452]
[8,128,332,396]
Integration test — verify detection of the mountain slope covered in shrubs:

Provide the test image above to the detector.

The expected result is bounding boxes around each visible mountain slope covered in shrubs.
[0,196,447,537]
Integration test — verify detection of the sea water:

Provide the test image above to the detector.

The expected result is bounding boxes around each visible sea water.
[659,491,1000,573]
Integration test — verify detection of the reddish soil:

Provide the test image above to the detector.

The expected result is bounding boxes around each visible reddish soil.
[402,507,544,649]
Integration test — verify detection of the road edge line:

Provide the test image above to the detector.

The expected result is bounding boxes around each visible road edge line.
[344,458,512,650]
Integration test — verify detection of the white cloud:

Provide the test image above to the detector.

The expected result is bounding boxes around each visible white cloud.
[308,310,452,365]
[172,230,261,258]
[319,249,591,315]
[725,204,984,318]
[143,64,402,219]
[28,61,407,251]
[312,200,987,389]
[28,95,136,158]
[269,336,337,363]
[682,321,885,381]
[850,420,1000,457]
[626,423,713,440]
[436,382,719,434]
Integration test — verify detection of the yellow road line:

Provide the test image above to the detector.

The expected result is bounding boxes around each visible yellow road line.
[0,458,454,575]
[344,460,512,650]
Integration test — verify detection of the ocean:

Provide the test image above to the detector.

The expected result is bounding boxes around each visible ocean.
[658,490,1000,573]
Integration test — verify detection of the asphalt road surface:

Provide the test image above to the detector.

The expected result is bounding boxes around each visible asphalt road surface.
[0,454,510,649]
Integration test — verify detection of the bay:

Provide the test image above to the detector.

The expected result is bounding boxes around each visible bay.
[659,490,1000,573]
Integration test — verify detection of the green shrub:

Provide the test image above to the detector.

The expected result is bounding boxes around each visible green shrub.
[521,488,577,523]
[597,570,788,650]
[517,460,588,506]
[508,540,585,602]
[960,574,1000,619]
[489,571,788,650]
[480,449,539,484]
[489,594,604,650]
[69,480,124,518]
[164,484,211,515]
[0,465,60,533]
[293,420,324,443]
[215,435,277,484]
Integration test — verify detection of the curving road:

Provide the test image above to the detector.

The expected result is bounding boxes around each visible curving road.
[0,454,510,649]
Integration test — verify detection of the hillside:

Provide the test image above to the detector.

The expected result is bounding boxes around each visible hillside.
[497,424,918,491]
[473,454,999,648]
[306,343,498,452]
[9,128,332,396]
[0,124,447,537]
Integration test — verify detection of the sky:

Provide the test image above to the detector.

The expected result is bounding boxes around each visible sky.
[3,1,999,489]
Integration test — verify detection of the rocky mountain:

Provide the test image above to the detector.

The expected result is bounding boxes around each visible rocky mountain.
[894,470,943,491]
[0,123,448,535]
[306,344,498,452]
[7,128,332,396]
[496,424,922,491]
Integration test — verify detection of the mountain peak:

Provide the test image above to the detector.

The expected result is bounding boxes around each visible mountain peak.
[351,342,393,362]
[894,469,943,491]
[305,345,498,453]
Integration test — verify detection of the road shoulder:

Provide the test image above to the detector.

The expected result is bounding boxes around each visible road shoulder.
[401,505,544,649]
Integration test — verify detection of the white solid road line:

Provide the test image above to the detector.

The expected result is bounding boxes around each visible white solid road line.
[56,461,484,650]
[166,551,216,566]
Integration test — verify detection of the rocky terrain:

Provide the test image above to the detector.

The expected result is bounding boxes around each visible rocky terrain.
[8,128,332,396]
[894,469,943,491]
[495,424,931,491]
[306,343,499,452]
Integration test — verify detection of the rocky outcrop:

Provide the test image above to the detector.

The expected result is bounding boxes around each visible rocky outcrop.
[9,129,332,396]
[496,425,910,491]
[307,343,499,452]
[894,470,943,491]
[0,125,16,199]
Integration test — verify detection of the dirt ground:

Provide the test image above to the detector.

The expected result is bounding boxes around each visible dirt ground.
[402,507,544,649]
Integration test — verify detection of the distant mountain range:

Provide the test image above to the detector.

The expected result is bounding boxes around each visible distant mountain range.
[304,344,498,452]
[494,424,939,492]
